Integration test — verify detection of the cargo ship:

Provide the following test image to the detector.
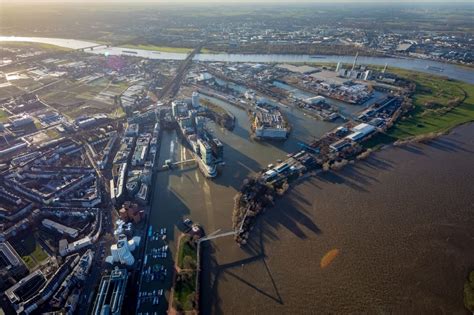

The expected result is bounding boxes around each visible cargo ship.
[427,65,444,72]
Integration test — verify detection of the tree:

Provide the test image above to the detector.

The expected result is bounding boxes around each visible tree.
[183,255,196,270]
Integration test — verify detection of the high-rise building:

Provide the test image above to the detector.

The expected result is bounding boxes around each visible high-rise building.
[192,92,200,108]
[198,139,213,165]
[210,138,224,160]
[108,234,140,266]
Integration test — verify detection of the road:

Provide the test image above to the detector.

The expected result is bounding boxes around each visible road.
[159,43,204,101]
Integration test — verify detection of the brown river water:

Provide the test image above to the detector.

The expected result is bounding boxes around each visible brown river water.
[148,96,474,314]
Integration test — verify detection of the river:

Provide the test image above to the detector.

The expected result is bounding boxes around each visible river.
[146,89,473,313]
[1,36,474,84]
[200,122,474,314]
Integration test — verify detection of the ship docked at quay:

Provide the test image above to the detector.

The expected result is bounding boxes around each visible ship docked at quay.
[171,95,223,178]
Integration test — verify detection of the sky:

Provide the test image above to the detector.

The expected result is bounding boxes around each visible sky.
[2,0,471,3]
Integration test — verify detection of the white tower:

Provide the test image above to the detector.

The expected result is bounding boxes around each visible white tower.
[335,62,342,72]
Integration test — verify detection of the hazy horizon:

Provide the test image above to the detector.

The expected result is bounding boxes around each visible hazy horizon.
[2,0,473,4]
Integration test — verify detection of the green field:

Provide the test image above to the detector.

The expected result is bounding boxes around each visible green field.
[386,69,474,139]
[177,235,197,270]
[360,69,474,149]
[0,109,10,123]
[174,235,198,312]
[174,271,196,312]
[1,41,72,52]
[122,44,193,53]
[18,235,49,269]
[122,44,216,54]
[39,79,122,119]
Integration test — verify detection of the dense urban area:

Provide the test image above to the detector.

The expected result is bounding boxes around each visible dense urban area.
[0,2,473,315]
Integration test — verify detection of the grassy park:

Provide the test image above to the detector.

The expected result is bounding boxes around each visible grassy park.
[174,271,197,312]
[387,69,474,139]
[14,234,49,269]
[363,68,474,149]
[174,235,198,312]
[177,235,198,270]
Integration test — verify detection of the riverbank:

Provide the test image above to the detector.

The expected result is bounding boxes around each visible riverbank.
[363,69,474,149]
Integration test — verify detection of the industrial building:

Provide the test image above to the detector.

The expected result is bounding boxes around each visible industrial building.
[253,105,289,140]
[75,114,108,129]
[91,267,129,315]
[9,114,34,128]
[345,123,376,142]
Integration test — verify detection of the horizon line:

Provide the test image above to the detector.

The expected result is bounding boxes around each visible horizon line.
[3,0,474,4]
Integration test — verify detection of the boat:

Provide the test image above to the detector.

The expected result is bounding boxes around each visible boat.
[427,65,444,72]
[122,50,138,55]
[310,56,326,59]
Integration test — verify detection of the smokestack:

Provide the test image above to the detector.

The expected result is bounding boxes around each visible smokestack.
[351,52,359,71]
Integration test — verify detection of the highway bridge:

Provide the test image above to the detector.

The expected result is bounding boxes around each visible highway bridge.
[75,38,144,52]
[159,43,205,101]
